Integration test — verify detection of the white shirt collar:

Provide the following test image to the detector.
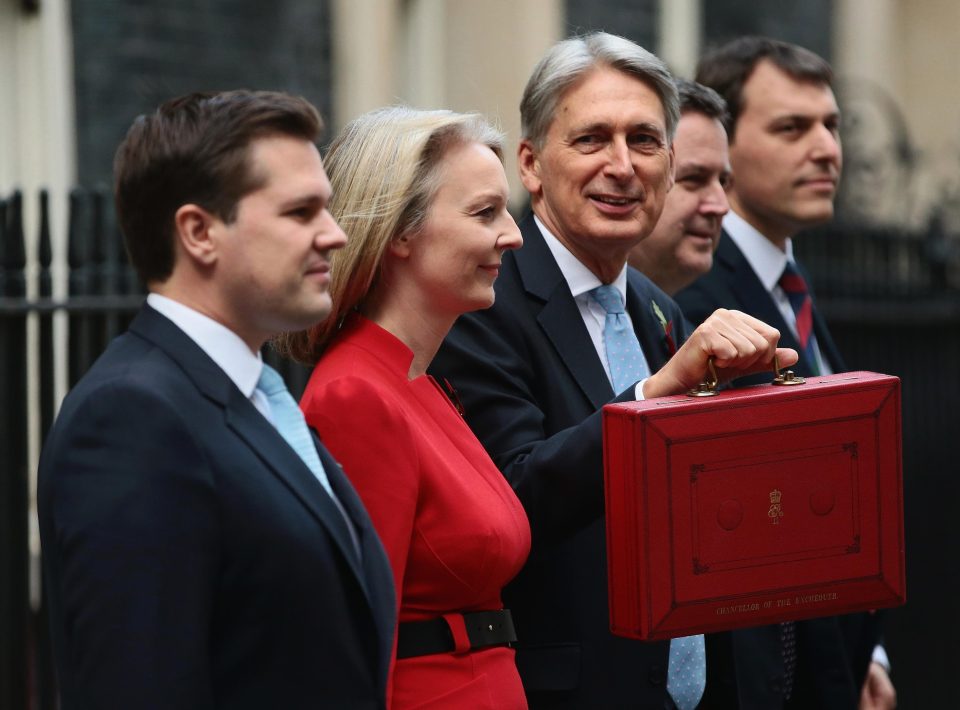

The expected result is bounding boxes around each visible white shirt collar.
[146,293,263,398]
[722,210,797,292]
[535,214,629,302]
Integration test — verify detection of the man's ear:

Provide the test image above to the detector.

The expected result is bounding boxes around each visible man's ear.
[517,139,543,196]
[173,204,219,267]
[666,141,676,192]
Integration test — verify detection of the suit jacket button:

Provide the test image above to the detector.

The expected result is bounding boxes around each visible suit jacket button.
[648,664,666,686]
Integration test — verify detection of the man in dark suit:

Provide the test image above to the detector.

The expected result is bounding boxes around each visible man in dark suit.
[431,33,796,709]
[628,79,731,297]
[38,91,395,709]
[676,37,896,710]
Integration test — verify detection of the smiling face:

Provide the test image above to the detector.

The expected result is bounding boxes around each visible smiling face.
[399,140,522,318]
[519,65,674,281]
[629,110,730,295]
[212,134,347,346]
[728,59,842,248]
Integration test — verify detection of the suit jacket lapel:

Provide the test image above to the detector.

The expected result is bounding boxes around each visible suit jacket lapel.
[129,305,395,694]
[717,233,847,376]
[223,396,367,580]
[515,216,614,408]
[129,305,368,585]
[316,442,396,676]
[625,271,674,373]
[812,309,846,372]
[720,236,795,346]
[716,234,804,353]
[798,261,847,373]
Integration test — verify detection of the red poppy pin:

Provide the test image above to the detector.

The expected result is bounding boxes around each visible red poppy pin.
[440,377,465,417]
[651,300,677,356]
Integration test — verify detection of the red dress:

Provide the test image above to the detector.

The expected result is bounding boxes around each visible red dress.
[300,314,531,709]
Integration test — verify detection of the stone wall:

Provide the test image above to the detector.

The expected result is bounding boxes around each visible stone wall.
[70,0,333,187]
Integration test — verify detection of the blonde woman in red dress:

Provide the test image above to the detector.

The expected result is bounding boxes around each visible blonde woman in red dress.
[281,106,529,709]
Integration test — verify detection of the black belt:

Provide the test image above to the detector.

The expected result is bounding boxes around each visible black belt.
[396,609,516,659]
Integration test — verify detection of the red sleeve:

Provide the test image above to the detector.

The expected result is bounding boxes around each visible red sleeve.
[300,376,420,604]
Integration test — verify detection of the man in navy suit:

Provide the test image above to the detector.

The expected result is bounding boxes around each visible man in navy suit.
[38,91,395,709]
[628,78,731,297]
[432,33,796,709]
[676,37,895,710]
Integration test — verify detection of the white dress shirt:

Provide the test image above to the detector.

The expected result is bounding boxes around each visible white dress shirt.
[146,293,272,415]
[536,216,650,399]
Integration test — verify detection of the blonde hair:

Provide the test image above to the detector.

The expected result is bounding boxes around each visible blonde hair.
[277,106,504,364]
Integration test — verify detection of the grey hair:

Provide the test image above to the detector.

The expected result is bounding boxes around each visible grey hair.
[520,32,680,148]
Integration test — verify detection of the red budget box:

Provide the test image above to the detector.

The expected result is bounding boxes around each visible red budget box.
[602,371,905,641]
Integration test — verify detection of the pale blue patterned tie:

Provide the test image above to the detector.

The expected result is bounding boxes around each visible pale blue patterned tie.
[590,285,705,710]
[590,284,651,391]
[667,634,706,710]
[256,364,334,498]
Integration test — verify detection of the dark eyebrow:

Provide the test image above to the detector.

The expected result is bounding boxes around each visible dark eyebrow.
[630,122,666,135]
[676,162,711,174]
[568,121,609,135]
[285,192,327,206]
[567,122,667,148]
[571,121,664,135]
[772,110,840,125]
[279,194,325,212]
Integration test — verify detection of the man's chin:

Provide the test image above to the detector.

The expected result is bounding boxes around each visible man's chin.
[584,217,652,245]
[293,300,334,331]
[681,233,718,254]
[794,204,836,229]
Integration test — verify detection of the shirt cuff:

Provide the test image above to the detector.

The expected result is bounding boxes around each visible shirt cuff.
[872,644,891,672]
[634,379,648,400]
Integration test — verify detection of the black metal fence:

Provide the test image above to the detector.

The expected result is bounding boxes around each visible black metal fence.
[3,188,959,707]
[796,224,960,709]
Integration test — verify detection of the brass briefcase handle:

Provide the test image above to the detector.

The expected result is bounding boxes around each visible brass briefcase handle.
[686,353,807,397]
[771,354,806,386]
[687,357,720,397]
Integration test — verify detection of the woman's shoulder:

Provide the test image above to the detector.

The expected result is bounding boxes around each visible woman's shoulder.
[302,362,398,412]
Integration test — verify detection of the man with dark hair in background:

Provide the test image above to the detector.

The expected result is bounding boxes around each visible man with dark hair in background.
[38,90,395,709]
[629,78,731,296]
[678,36,896,710]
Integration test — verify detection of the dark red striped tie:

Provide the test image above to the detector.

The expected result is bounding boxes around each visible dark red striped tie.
[778,262,819,374]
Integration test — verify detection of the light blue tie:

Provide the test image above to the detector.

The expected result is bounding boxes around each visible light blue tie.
[590,284,651,391]
[256,364,334,498]
[590,285,705,710]
[667,634,706,710]
[256,364,362,561]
